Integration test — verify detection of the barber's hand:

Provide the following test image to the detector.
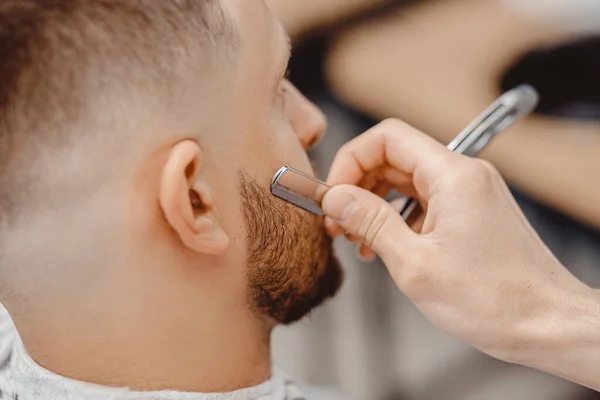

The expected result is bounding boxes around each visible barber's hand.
[323,119,596,363]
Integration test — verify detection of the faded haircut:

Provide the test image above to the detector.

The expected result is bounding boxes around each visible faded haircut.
[0,0,237,232]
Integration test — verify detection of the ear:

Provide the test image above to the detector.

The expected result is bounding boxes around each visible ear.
[159,140,230,256]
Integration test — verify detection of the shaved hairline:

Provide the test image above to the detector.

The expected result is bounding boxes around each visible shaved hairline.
[0,0,240,300]
[0,0,239,225]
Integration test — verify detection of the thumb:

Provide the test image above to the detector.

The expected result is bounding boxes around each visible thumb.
[322,184,415,261]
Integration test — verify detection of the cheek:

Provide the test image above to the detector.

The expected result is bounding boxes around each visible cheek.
[269,119,314,174]
[240,118,314,185]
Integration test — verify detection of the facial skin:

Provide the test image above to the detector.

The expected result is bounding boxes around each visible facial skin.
[161,0,343,327]
[215,1,343,326]
[241,173,342,324]
[174,0,343,326]
[8,0,342,393]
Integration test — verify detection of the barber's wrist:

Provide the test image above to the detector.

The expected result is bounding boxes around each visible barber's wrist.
[505,280,600,389]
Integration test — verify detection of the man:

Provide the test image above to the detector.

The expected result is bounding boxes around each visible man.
[0,0,343,398]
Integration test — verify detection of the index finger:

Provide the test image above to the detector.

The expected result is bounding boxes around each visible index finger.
[326,119,452,200]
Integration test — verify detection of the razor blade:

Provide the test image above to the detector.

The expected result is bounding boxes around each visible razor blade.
[272,84,539,219]
[271,166,331,215]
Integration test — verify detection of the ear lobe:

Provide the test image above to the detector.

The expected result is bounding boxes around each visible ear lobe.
[159,140,230,256]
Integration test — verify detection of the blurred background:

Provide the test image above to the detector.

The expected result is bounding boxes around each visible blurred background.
[265,0,600,399]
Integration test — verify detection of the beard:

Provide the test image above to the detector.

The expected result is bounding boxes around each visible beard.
[239,172,343,324]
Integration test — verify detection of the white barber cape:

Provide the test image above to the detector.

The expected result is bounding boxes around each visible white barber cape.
[0,304,305,400]
[503,0,600,33]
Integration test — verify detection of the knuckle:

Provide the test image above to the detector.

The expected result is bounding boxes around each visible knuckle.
[430,154,464,189]
[436,153,461,176]
[358,201,390,248]
[394,251,432,297]
[380,118,409,132]
[478,159,500,177]
[335,141,355,159]
[458,158,499,189]
[396,266,431,296]
[395,239,442,297]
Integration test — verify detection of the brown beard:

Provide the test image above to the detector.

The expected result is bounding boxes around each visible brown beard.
[239,172,343,324]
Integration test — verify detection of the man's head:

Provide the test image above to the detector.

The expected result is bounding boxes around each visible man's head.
[0,0,342,386]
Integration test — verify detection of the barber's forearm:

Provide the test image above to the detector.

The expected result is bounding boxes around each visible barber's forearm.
[514,286,600,391]
[266,0,388,39]
[485,118,600,229]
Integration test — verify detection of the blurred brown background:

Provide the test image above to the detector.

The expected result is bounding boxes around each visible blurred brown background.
[266,0,600,399]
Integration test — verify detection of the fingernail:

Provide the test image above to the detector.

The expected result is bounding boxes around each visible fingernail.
[357,250,376,264]
[323,189,356,221]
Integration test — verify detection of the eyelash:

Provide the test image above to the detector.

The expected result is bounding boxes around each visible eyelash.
[277,68,291,101]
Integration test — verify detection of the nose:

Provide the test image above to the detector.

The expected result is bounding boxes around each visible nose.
[282,81,327,150]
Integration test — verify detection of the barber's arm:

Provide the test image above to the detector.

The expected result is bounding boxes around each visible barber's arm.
[326,0,600,229]
[323,119,600,391]
[265,0,389,39]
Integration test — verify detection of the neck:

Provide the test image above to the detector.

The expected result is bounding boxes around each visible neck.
[18,292,272,393]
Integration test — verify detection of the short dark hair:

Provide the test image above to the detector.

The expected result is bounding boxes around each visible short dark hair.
[0,0,236,230]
